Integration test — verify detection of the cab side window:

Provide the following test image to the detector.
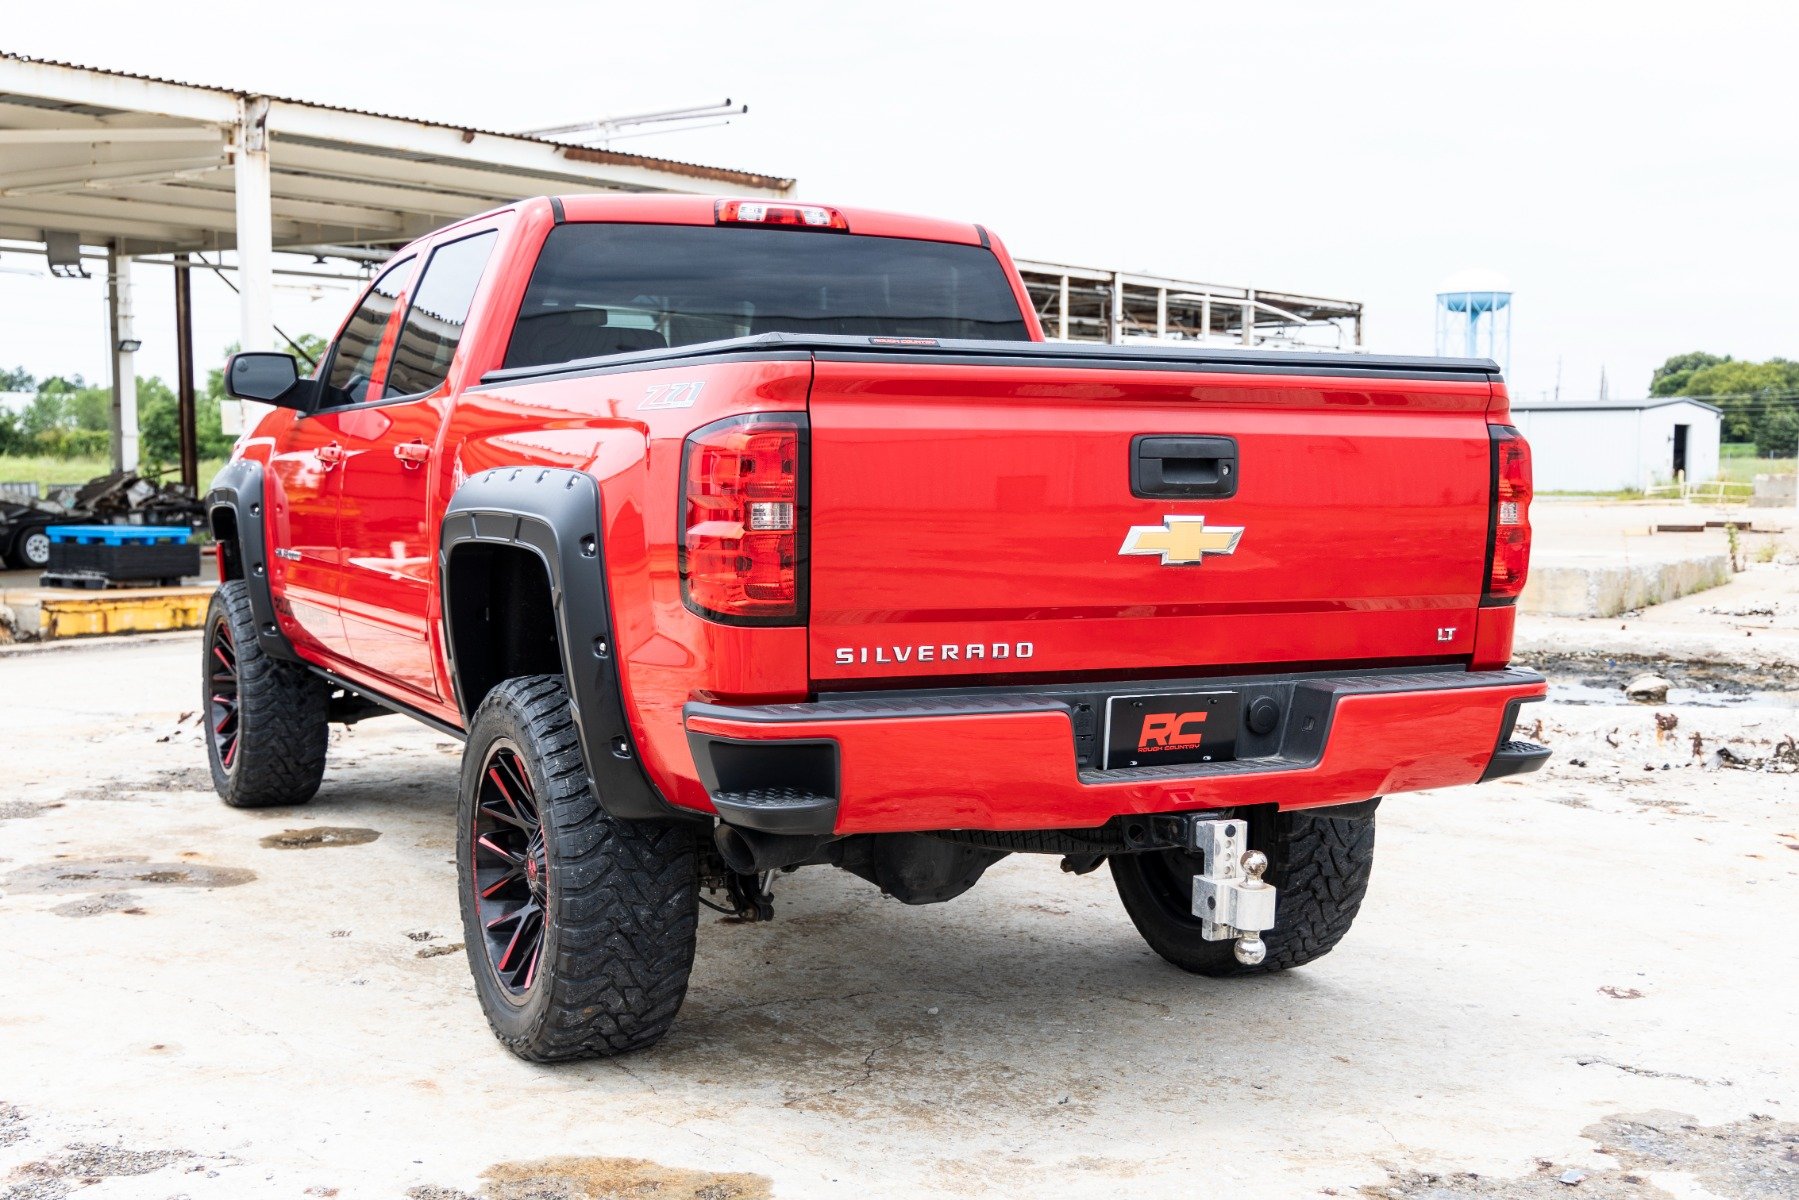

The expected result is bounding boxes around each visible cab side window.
[322,256,414,407]
[382,231,498,398]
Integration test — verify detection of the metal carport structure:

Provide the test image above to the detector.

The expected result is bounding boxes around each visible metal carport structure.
[0,53,793,487]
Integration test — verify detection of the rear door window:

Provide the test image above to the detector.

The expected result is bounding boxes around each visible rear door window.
[383,230,498,398]
[504,224,1030,370]
[322,256,413,406]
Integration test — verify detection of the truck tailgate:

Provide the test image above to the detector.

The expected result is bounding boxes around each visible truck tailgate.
[806,352,1496,684]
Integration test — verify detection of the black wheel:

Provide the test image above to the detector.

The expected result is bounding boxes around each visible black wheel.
[458,675,699,1061]
[8,528,50,570]
[1110,804,1377,976]
[202,580,329,807]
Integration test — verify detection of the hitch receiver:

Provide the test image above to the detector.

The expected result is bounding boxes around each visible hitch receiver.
[1188,818,1278,965]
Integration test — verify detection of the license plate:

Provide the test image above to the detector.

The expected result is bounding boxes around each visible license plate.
[1102,691,1241,770]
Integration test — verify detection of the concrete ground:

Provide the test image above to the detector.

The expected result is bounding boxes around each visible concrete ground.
[2,635,1796,1199]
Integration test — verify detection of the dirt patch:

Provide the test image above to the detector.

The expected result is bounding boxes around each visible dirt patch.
[1360,1110,1799,1199]
[0,801,55,821]
[3,1139,191,1199]
[49,891,147,919]
[1586,1109,1799,1198]
[0,1104,23,1148]
[415,942,464,960]
[4,857,254,893]
[259,826,381,850]
[411,1157,771,1200]
[1528,653,1799,695]
[60,766,216,803]
[1361,1162,1671,1198]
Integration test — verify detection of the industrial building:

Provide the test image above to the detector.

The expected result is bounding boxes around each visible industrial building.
[0,54,791,489]
[0,54,1369,494]
[1015,260,1362,350]
[1509,397,1722,493]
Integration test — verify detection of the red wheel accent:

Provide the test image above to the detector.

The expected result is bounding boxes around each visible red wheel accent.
[469,744,547,998]
[205,617,241,770]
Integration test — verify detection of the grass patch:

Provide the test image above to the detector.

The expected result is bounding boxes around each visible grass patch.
[1539,488,1648,500]
[0,454,228,492]
[1718,455,1794,484]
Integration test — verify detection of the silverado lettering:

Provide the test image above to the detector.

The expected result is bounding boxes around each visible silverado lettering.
[204,193,1546,1063]
[833,642,1035,665]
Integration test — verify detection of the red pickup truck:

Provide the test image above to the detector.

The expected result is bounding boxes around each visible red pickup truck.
[206,194,1545,1061]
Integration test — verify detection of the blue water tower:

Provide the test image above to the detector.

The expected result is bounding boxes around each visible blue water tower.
[1436,270,1512,374]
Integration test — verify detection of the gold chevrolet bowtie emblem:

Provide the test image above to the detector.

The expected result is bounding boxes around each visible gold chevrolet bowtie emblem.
[1119,515,1244,566]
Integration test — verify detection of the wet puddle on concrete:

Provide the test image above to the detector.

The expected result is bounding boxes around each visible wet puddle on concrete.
[259,826,381,850]
[4,856,255,893]
[409,1156,771,1200]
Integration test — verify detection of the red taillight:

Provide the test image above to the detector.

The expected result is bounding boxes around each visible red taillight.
[681,414,807,624]
[714,199,849,231]
[1486,426,1533,601]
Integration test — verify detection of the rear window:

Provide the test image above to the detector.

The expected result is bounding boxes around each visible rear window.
[504,223,1030,370]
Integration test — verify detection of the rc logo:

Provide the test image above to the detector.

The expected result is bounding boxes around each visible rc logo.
[1138,710,1209,753]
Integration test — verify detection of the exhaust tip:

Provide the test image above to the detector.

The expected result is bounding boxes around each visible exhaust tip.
[713,824,760,874]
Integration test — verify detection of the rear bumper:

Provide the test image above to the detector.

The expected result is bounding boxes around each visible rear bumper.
[683,667,1548,835]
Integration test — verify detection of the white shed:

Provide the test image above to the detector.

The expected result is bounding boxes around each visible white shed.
[1508,398,1722,493]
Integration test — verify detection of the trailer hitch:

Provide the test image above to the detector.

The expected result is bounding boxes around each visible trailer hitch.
[1187,818,1278,965]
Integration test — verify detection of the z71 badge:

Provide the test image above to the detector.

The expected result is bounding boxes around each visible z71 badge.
[638,381,704,410]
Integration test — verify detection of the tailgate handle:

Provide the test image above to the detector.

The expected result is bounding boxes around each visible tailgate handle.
[1131,435,1238,499]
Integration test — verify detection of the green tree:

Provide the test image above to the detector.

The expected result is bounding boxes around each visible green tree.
[0,408,27,455]
[0,365,35,392]
[1649,353,1799,450]
[1684,358,1799,445]
[1758,403,1799,459]
[135,376,181,470]
[1650,352,1730,397]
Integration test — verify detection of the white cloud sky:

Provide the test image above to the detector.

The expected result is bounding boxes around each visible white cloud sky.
[2,0,1793,402]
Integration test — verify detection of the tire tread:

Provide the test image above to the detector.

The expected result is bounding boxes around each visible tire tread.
[460,675,697,1062]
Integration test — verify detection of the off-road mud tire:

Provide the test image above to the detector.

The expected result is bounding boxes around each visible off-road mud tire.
[203,580,329,807]
[457,675,699,1061]
[1110,803,1377,976]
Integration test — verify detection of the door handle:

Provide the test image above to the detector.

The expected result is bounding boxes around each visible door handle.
[1131,434,1238,499]
[315,442,344,468]
[393,441,431,469]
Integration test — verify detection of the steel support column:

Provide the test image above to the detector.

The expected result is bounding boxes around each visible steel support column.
[230,95,275,433]
[174,253,199,494]
[107,244,138,472]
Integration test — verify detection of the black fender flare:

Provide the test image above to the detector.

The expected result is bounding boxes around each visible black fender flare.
[439,467,682,822]
[205,459,301,663]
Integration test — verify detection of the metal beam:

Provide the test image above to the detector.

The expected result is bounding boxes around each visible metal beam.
[0,154,226,195]
[0,126,222,144]
[105,179,410,232]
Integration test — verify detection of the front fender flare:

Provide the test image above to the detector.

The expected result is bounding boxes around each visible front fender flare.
[440,467,679,822]
[205,458,300,662]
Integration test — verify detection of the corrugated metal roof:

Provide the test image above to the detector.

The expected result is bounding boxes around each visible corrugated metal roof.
[0,52,794,192]
[1511,397,1723,414]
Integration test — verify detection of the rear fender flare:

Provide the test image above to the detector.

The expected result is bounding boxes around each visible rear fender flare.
[204,458,300,662]
[439,467,678,822]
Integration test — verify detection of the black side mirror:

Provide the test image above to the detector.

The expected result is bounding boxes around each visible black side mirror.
[225,352,311,409]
